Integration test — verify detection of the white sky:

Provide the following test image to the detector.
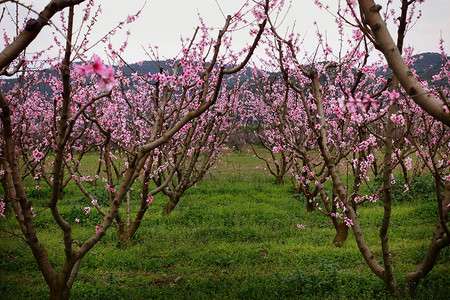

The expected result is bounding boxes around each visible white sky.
[1,0,449,64]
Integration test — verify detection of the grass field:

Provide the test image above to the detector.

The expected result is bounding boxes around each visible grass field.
[0,148,449,299]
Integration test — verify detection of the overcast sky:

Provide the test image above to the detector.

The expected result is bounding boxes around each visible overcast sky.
[2,0,449,64]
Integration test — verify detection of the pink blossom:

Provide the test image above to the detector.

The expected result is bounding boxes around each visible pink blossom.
[32,149,43,161]
[390,113,405,125]
[404,157,412,170]
[84,207,91,214]
[337,96,346,111]
[98,66,117,92]
[73,64,86,76]
[74,55,117,92]
[344,217,354,227]
[126,15,135,24]
[86,55,107,76]
[389,89,400,104]
[404,184,409,193]
[0,200,5,217]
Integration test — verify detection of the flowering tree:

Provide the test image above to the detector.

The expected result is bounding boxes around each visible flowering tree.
[262,0,449,296]
[153,81,245,215]
[356,0,450,126]
[354,0,450,294]
[245,73,294,185]
[0,0,269,298]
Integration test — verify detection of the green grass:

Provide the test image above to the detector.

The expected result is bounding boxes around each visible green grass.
[0,149,449,299]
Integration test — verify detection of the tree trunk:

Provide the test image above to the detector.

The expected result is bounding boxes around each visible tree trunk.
[1,159,12,211]
[332,221,349,247]
[118,231,131,249]
[306,198,315,212]
[49,279,71,300]
[49,286,70,300]
[163,194,181,214]
[276,174,283,185]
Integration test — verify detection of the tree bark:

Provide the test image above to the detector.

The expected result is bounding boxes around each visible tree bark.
[49,276,72,300]
[163,194,182,215]
[380,99,402,296]
[332,222,349,247]
[306,198,315,212]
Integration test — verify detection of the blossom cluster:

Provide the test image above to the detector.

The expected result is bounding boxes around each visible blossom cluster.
[74,55,117,92]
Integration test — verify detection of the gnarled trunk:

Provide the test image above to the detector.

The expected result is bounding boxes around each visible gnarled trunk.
[163,194,182,214]
[332,221,349,247]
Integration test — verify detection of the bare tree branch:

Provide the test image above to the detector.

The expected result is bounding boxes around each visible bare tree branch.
[0,0,85,70]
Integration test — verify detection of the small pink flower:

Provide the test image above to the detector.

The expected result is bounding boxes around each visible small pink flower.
[75,218,80,223]
[389,89,399,104]
[74,64,87,76]
[33,149,43,161]
[443,106,449,114]
[337,96,346,111]
[344,217,354,227]
[95,225,100,232]
[97,66,117,92]
[0,200,5,217]
[74,55,117,92]
[403,184,409,192]
[88,54,107,75]
[297,224,306,229]
[84,207,90,214]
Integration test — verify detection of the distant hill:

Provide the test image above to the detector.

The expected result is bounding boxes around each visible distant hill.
[122,60,173,76]
[1,52,447,93]
[410,52,447,82]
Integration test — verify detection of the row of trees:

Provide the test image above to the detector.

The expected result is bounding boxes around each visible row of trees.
[0,0,269,298]
[0,0,448,299]
[246,0,449,296]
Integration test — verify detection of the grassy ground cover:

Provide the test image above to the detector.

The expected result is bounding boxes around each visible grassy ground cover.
[0,148,449,299]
